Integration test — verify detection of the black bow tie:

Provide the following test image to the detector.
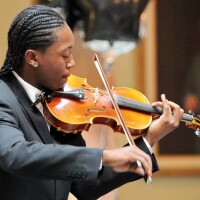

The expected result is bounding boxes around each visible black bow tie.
[31,91,46,108]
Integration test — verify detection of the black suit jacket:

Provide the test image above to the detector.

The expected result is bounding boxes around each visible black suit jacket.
[0,73,159,200]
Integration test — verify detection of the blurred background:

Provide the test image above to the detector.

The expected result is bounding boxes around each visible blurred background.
[1,0,200,199]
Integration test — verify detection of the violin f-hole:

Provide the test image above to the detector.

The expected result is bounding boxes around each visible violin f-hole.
[86,106,106,116]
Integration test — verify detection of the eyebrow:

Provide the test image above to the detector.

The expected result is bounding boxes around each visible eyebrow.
[61,45,73,52]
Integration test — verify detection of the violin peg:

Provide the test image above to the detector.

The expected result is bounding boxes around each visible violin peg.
[189,110,195,116]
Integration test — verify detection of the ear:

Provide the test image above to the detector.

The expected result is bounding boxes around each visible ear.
[24,49,39,67]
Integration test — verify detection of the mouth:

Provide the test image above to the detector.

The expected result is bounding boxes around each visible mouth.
[63,73,70,79]
[61,73,71,86]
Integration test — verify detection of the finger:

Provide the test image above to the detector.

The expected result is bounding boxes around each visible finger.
[137,155,152,178]
[162,94,184,117]
[130,163,146,176]
[152,101,163,107]
[152,94,167,107]
[167,101,184,126]
[129,147,152,178]
[168,101,184,115]
[161,93,167,101]
[159,95,184,129]
[129,157,152,178]
[130,164,153,183]
[160,94,172,117]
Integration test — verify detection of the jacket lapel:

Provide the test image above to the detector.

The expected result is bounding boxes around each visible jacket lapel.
[1,73,53,144]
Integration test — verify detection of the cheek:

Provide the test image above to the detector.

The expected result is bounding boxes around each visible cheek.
[42,60,64,77]
[49,58,66,73]
[44,65,65,84]
[43,68,61,83]
[38,57,66,85]
[38,71,63,90]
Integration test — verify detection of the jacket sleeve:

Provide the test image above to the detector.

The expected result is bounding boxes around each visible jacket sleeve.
[71,136,159,200]
[134,136,159,173]
[0,98,104,182]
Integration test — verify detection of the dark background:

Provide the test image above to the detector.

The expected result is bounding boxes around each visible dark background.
[157,0,200,154]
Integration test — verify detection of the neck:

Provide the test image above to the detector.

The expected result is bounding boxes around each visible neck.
[15,66,40,89]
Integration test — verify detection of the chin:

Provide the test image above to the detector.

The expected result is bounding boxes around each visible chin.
[56,83,65,91]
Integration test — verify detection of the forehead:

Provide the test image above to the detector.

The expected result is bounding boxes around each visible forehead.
[53,24,74,47]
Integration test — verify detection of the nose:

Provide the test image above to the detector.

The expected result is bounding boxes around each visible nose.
[67,56,75,69]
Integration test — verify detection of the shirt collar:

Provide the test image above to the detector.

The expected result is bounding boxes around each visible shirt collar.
[12,71,42,103]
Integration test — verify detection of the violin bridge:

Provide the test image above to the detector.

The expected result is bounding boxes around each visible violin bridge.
[94,87,99,104]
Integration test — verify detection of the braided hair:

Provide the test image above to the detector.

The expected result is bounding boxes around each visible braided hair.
[0,5,66,76]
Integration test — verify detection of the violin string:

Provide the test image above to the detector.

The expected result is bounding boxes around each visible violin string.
[85,85,159,114]
[115,96,156,114]
[85,85,194,125]
[115,95,193,123]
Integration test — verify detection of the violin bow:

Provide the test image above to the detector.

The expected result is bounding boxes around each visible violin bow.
[93,53,152,183]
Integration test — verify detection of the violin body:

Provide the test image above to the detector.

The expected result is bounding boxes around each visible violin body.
[43,74,152,135]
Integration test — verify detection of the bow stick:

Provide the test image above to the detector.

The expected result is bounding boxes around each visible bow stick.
[93,53,152,183]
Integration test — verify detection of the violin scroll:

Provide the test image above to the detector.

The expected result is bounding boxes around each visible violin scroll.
[185,110,200,137]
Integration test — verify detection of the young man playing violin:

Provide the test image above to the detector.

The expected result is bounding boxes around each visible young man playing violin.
[0,5,183,200]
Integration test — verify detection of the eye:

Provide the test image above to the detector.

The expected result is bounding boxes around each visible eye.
[62,49,73,59]
[63,54,69,59]
[62,50,71,58]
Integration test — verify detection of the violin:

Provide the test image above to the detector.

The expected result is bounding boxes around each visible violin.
[43,74,200,136]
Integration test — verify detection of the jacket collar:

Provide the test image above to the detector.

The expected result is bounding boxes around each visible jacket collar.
[1,73,53,144]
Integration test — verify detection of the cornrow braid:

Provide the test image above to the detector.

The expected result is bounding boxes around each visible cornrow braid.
[0,5,66,76]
